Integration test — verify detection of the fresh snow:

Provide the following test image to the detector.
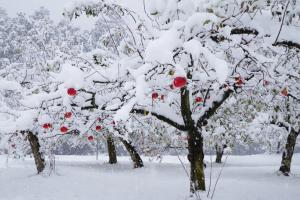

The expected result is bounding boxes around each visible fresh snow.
[1,154,300,200]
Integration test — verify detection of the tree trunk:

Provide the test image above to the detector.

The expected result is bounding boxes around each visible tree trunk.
[187,130,206,192]
[180,87,206,192]
[279,130,298,176]
[215,144,224,163]
[276,142,281,154]
[107,135,117,164]
[119,138,143,168]
[27,131,45,174]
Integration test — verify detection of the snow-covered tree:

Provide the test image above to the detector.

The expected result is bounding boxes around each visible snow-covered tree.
[63,0,299,194]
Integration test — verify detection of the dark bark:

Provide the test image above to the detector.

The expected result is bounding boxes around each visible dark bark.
[276,142,281,154]
[279,130,299,176]
[187,130,206,192]
[197,90,232,128]
[215,144,224,163]
[27,131,45,174]
[180,88,205,192]
[132,109,187,131]
[119,138,144,168]
[230,27,259,35]
[107,135,117,164]
[273,40,300,50]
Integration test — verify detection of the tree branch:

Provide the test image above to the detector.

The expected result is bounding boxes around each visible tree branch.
[273,0,290,44]
[230,28,259,36]
[196,75,255,128]
[196,89,233,128]
[273,40,300,50]
[132,109,187,131]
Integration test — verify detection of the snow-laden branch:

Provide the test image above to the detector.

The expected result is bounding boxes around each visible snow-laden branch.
[196,74,255,128]
[273,40,300,50]
[132,109,187,131]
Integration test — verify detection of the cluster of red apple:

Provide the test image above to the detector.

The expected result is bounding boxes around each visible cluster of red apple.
[42,110,73,133]
[41,88,101,141]
[42,88,77,133]
[87,124,103,141]
[261,79,288,97]
[87,119,116,141]
[151,92,164,101]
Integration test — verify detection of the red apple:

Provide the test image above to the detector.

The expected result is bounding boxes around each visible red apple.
[88,135,94,141]
[195,97,203,103]
[60,126,68,133]
[263,80,270,86]
[235,76,244,86]
[173,77,187,88]
[281,88,288,96]
[64,112,72,119]
[67,88,77,96]
[152,92,159,99]
[42,123,52,129]
[95,125,102,131]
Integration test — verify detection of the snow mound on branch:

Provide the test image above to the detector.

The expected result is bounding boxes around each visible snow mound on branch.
[147,0,168,15]
[114,99,136,122]
[0,80,21,91]
[145,29,182,64]
[135,75,149,103]
[184,12,218,37]
[183,39,228,83]
[20,91,61,108]
[54,63,85,88]
[127,63,152,104]
[38,114,52,125]
[15,110,38,131]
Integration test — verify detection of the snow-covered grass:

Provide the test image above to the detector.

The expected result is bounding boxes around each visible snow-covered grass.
[1,154,300,200]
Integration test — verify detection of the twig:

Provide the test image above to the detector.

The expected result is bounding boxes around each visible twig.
[274,0,290,44]
[101,14,120,56]
[211,153,230,199]
[174,149,201,200]
[207,141,213,198]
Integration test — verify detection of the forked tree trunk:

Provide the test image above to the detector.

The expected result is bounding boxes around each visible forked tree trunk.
[27,131,45,174]
[215,144,224,163]
[279,130,299,176]
[119,138,143,168]
[107,135,117,164]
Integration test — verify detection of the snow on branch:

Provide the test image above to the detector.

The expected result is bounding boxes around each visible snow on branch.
[196,74,255,128]
[132,109,187,131]
[273,40,300,50]
[63,0,137,22]
[230,27,259,36]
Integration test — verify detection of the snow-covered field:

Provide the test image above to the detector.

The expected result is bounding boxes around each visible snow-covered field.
[1,154,300,200]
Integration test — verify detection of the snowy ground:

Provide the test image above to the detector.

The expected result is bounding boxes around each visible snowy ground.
[1,154,300,200]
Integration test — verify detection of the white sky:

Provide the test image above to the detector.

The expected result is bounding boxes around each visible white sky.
[0,0,144,30]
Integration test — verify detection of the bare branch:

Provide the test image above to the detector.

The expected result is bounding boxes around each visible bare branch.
[132,109,187,131]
